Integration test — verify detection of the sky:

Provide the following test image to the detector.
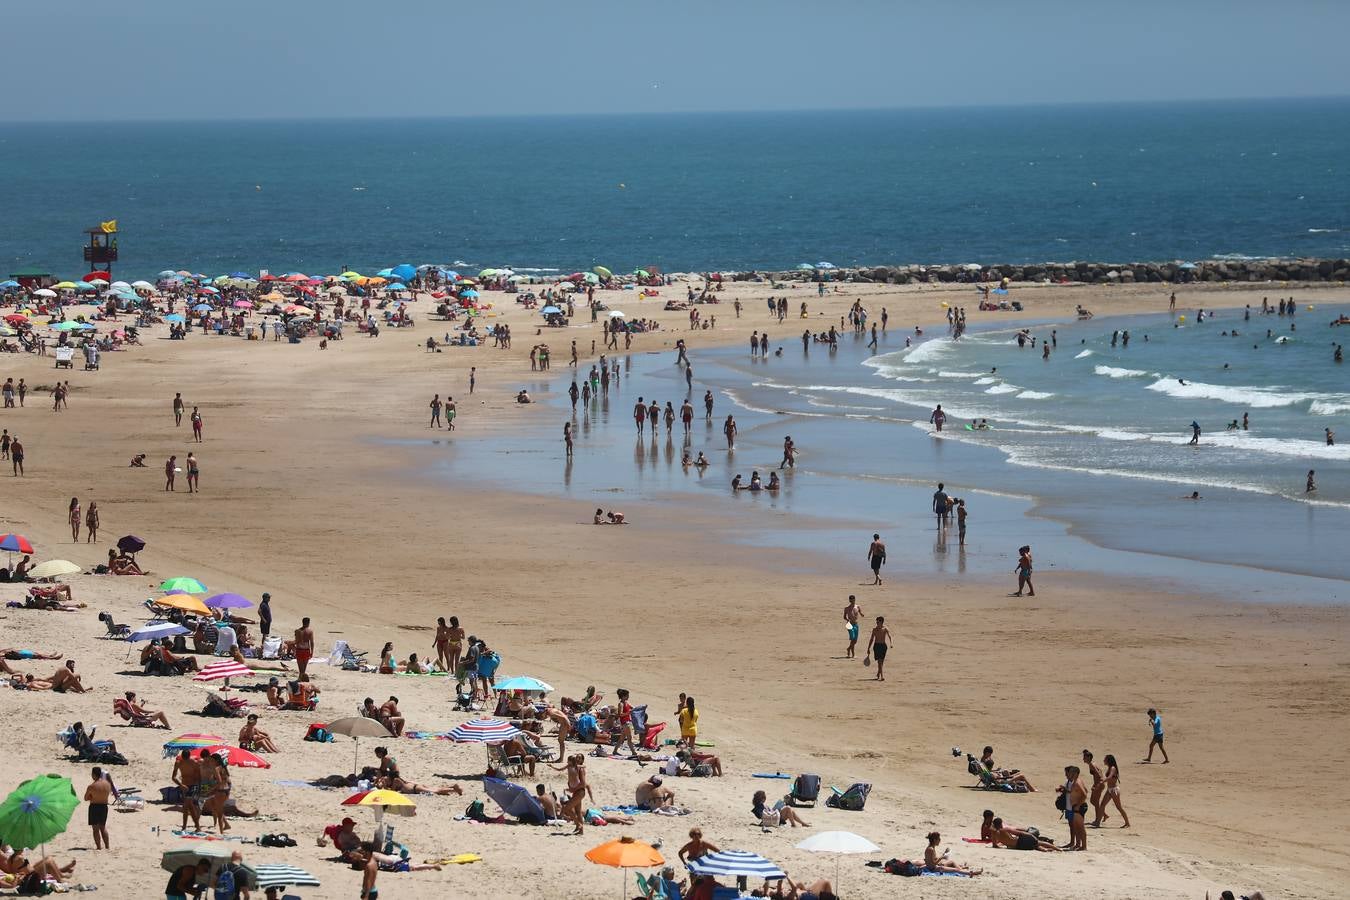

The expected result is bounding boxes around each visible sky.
[4,0,1348,121]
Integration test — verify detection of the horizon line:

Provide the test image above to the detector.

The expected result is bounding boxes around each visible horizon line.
[1,93,1347,127]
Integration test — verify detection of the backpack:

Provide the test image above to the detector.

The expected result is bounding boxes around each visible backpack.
[215,867,235,896]
[304,725,334,743]
[574,713,597,741]
[825,782,871,811]
[465,800,487,821]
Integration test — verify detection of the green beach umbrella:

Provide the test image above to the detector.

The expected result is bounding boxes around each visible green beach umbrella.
[593,266,612,279]
[160,576,208,593]
[0,775,79,850]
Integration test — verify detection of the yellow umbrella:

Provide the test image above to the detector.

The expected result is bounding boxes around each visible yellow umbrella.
[342,788,415,844]
[54,281,78,290]
[340,271,362,279]
[260,291,286,302]
[154,594,211,616]
[28,559,81,579]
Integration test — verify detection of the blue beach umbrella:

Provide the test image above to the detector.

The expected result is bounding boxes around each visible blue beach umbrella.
[462,289,479,298]
[482,777,547,825]
[193,303,213,312]
[687,850,786,880]
[127,622,190,643]
[376,268,395,278]
[493,676,553,692]
[0,280,19,290]
[539,306,562,315]
[390,263,416,283]
[164,314,185,323]
[385,283,407,292]
[229,271,251,279]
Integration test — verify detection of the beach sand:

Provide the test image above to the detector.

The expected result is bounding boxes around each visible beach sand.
[1,278,1347,899]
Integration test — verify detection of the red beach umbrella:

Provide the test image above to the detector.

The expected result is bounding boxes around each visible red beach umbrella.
[202,745,271,769]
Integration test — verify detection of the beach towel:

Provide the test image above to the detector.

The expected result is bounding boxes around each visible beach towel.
[962,838,991,844]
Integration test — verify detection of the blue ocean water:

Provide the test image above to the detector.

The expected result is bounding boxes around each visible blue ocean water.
[3,99,1349,280]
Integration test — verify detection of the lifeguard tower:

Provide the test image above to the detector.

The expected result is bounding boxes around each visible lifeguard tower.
[82,220,119,278]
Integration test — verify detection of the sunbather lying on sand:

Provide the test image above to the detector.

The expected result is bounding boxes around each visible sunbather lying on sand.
[989,817,1060,851]
[758,877,837,900]
[1,648,62,661]
[10,674,53,690]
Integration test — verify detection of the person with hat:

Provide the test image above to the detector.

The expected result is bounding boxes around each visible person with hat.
[320,816,362,860]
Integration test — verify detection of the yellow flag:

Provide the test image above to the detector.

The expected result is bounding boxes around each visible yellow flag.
[100,219,118,233]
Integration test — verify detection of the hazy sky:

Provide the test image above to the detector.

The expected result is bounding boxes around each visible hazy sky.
[5,0,1347,121]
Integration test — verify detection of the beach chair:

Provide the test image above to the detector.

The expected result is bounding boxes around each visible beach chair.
[260,635,283,660]
[59,726,127,766]
[790,773,821,807]
[283,683,318,711]
[488,743,526,778]
[112,698,155,727]
[640,722,667,751]
[331,640,369,671]
[97,611,131,639]
[825,782,871,811]
[54,346,74,369]
[201,692,248,718]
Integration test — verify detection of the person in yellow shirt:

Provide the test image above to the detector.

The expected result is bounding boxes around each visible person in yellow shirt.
[678,696,698,748]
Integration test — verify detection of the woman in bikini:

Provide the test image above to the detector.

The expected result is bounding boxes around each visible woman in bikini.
[446,616,465,675]
[551,754,591,835]
[1099,754,1130,828]
[68,497,81,542]
[378,642,395,674]
[433,617,452,671]
[85,501,99,544]
[923,832,980,876]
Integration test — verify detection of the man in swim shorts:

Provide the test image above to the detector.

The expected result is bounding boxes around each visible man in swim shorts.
[843,596,862,659]
[865,617,892,682]
[867,534,886,585]
[294,617,314,677]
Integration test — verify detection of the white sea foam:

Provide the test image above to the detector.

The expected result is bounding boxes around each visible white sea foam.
[1094,365,1148,379]
[1074,349,1094,358]
[1307,228,1340,233]
[974,377,997,385]
[937,371,984,379]
[1144,378,1314,408]
[1310,400,1350,415]
[901,339,951,365]
[1017,390,1055,400]
[985,383,1019,395]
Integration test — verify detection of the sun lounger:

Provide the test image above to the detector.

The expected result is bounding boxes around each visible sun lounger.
[113,698,155,727]
[790,773,821,806]
[98,611,131,639]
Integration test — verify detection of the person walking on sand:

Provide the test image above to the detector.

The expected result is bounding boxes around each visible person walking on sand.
[185,452,199,493]
[1013,545,1034,596]
[294,617,314,678]
[867,533,886,584]
[843,595,863,658]
[68,497,81,542]
[165,455,177,491]
[85,501,99,544]
[446,396,456,430]
[84,767,115,850]
[10,436,23,476]
[190,407,203,442]
[429,394,442,428]
[469,366,476,394]
[1099,754,1129,827]
[1059,765,1089,850]
[173,392,185,426]
[568,381,579,412]
[723,415,737,449]
[864,616,892,681]
[1144,708,1169,763]
[1083,750,1105,826]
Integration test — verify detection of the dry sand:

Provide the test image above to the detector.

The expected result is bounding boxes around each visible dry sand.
[1,278,1347,899]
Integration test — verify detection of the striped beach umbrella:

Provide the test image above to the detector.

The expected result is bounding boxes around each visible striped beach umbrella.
[249,864,320,890]
[193,659,253,682]
[0,534,35,554]
[446,718,521,743]
[687,849,786,880]
[163,733,226,758]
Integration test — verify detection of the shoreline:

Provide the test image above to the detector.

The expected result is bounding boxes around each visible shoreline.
[0,279,1346,898]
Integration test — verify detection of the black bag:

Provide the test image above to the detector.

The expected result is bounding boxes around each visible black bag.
[1055,792,1067,811]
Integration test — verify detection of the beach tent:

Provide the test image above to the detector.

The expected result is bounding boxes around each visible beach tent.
[482,776,547,824]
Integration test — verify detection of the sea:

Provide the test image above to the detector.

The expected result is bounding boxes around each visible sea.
[3,98,1350,279]
[424,303,1350,601]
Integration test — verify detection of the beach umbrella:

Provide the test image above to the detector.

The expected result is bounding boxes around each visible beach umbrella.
[493,676,553,693]
[161,576,207,593]
[54,281,78,290]
[609,310,626,318]
[817,262,837,269]
[162,845,232,881]
[461,289,479,298]
[0,326,15,337]
[193,659,254,690]
[385,282,407,292]
[131,280,155,290]
[478,268,498,278]
[390,264,416,283]
[117,535,146,553]
[72,281,95,291]
[687,849,785,880]
[0,280,18,289]
[202,745,271,769]
[163,734,226,758]
[154,594,211,616]
[447,718,521,743]
[342,788,416,843]
[633,269,649,277]
[325,716,392,773]
[586,836,664,900]
[0,534,35,554]
[283,274,308,283]
[3,314,27,324]
[193,303,213,312]
[198,286,220,294]
[233,299,254,309]
[539,306,562,315]
[27,559,80,579]
[593,266,612,279]
[340,271,362,279]
[204,592,253,609]
[0,775,78,851]
[109,280,130,289]
[795,831,879,889]
[127,622,190,643]
[482,776,547,825]
[157,270,179,278]
[164,314,185,323]
[50,321,84,331]
[326,285,346,294]
[31,289,56,298]
[246,864,320,891]
[87,278,109,287]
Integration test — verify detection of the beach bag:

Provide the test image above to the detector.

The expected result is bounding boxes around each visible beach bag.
[305,725,334,743]
[1055,792,1067,811]
[575,713,597,742]
[693,764,713,778]
[826,782,871,811]
[214,867,235,898]
[465,800,487,821]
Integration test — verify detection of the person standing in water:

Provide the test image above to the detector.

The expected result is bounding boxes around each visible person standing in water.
[723,415,736,449]
[867,533,886,585]
[1188,421,1201,445]
[930,404,946,432]
[843,595,862,658]
[1306,470,1316,493]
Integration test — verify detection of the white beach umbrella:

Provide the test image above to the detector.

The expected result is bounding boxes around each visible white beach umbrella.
[795,831,879,890]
